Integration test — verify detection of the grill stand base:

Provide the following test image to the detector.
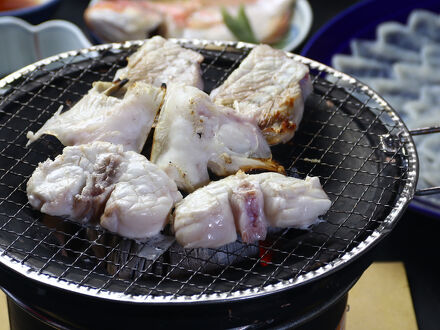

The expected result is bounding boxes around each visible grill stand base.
[0,232,375,329]
[5,292,348,330]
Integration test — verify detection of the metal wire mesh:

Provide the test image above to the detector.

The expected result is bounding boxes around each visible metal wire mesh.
[0,40,416,302]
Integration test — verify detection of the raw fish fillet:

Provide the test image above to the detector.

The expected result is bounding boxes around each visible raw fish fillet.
[331,55,392,79]
[419,86,440,106]
[27,81,164,152]
[377,22,426,52]
[402,86,440,128]
[114,36,204,89]
[27,141,182,239]
[408,10,440,43]
[359,78,419,115]
[151,84,282,192]
[173,171,331,248]
[394,63,440,85]
[211,44,312,145]
[350,39,420,64]
[422,44,440,68]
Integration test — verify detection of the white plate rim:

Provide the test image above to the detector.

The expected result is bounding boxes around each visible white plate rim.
[280,0,313,51]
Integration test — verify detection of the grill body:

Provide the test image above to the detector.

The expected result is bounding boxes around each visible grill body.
[1,253,366,329]
[0,40,416,314]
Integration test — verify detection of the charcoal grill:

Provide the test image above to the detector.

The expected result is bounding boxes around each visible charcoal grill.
[0,39,435,328]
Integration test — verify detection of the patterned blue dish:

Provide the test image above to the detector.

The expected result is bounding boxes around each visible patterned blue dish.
[302,0,440,218]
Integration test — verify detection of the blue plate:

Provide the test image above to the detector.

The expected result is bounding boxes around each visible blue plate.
[302,0,440,65]
[301,0,440,218]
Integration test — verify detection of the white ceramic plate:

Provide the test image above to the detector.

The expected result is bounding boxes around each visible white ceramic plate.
[276,0,313,51]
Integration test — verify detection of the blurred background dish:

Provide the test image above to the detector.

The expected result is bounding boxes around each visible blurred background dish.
[84,0,312,51]
[0,0,61,24]
[0,16,92,77]
[301,0,440,217]
[274,0,312,50]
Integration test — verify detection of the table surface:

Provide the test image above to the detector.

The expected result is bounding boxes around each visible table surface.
[2,0,440,329]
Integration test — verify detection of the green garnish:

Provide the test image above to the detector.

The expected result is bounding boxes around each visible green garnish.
[221,4,258,44]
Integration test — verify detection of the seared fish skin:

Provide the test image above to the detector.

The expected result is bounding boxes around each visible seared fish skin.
[173,171,331,248]
[27,141,182,240]
[114,36,204,89]
[150,84,281,192]
[27,81,164,152]
[211,44,312,145]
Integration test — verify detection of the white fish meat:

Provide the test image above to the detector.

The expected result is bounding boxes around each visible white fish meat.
[114,36,204,89]
[100,151,182,238]
[27,81,164,152]
[422,44,440,68]
[408,10,440,43]
[173,181,238,248]
[150,84,282,192]
[210,44,312,145]
[27,141,182,239]
[377,22,425,52]
[255,172,331,228]
[331,55,392,79]
[173,171,331,248]
[84,0,295,45]
[394,63,440,85]
[350,39,420,64]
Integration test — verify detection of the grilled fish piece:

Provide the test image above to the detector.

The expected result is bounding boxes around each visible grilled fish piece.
[255,172,331,228]
[230,180,267,243]
[27,141,182,239]
[114,36,204,89]
[100,150,182,238]
[27,81,164,152]
[210,44,312,145]
[150,84,282,192]
[173,171,331,248]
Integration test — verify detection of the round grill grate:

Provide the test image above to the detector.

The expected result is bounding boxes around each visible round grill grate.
[0,40,417,303]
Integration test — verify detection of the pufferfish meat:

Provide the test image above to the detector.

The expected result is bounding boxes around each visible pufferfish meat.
[210,44,312,145]
[27,80,165,152]
[150,84,282,193]
[114,36,204,89]
[173,171,331,248]
[27,141,182,240]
